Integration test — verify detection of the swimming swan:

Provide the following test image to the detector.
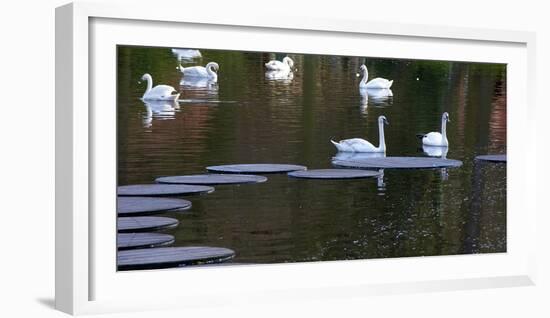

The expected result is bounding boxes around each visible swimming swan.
[265,56,294,72]
[417,112,450,147]
[178,62,219,82]
[358,65,393,89]
[140,73,180,101]
[331,115,389,153]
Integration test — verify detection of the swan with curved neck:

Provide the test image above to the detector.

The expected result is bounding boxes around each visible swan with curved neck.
[418,112,450,147]
[330,115,389,153]
[178,62,219,82]
[141,73,180,101]
[358,64,393,89]
[265,56,294,72]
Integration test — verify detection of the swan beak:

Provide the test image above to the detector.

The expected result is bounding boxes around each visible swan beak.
[384,119,390,125]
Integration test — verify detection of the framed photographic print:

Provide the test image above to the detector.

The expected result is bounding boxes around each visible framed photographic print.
[56,1,537,315]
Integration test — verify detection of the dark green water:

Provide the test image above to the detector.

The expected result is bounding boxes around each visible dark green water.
[117,46,506,264]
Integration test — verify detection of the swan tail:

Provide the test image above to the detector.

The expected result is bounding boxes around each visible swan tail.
[330,140,344,152]
[388,80,394,88]
[416,133,426,140]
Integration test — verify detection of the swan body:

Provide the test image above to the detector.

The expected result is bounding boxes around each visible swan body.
[358,64,393,89]
[331,115,389,153]
[140,74,180,101]
[418,112,450,147]
[422,145,448,158]
[265,56,294,72]
[171,48,202,59]
[178,62,219,81]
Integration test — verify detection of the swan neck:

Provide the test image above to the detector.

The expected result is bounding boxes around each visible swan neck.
[361,69,369,85]
[441,117,448,145]
[378,120,386,152]
[144,75,152,96]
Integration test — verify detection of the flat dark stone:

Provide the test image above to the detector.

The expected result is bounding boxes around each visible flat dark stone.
[288,169,382,179]
[206,164,307,174]
[117,216,179,233]
[332,156,462,169]
[117,184,214,196]
[155,174,267,185]
[476,154,506,162]
[117,197,192,216]
[117,233,175,250]
[117,246,236,270]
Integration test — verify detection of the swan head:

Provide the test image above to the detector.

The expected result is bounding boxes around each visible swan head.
[357,64,368,77]
[378,115,389,125]
[207,62,220,72]
[442,112,450,122]
[283,56,294,68]
[141,73,152,82]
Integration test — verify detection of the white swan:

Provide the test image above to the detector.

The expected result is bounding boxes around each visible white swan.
[422,145,448,158]
[265,56,294,72]
[418,112,450,147]
[331,115,389,153]
[358,65,393,89]
[178,62,219,81]
[171,48,202,59]
[140,73,180,101]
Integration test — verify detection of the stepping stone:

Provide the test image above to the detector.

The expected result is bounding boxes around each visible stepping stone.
[117,246,236,270]
[332,156,462,169]
[117,233,175,250]
[156,174,267,185]
[476,154,506,162]
[206,163,307,174]
[117,197,192,216]
[117,216,179,233]
[288,169,382,179]
[117,184,214,196]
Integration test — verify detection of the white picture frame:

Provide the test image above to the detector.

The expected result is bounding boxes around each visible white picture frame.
[55,1,537,315]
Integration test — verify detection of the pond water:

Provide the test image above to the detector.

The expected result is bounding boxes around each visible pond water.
[117,46,506,265]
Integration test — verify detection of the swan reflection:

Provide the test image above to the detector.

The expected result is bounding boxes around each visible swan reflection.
[332,151,386,161]
[265,69,294,82]
[180,77,219,90]
[142,100,179,128]
[171,48,202,61]
[360,88,393,106]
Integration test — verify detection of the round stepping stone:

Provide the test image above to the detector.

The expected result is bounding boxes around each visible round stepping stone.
[155,174,267,185]
[332,156,462,169]
[288,169,382,179]
[117,197,192,216]
[117,216,179,233]
[206,163,307,174]
[476,154,506,162]
[117,184,214,197]
[117,233,175,250]
[117,246,236,270]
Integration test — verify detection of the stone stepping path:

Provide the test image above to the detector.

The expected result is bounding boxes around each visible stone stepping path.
[117,233,175,250]
[117,246,236,270]
[117,197,192,216]
[206,163,307,174]
[117,184,214,197]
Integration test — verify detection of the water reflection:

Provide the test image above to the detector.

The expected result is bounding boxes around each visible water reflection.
[265,70,294,82]
[180,77,219,90]
[142,100,180,128]
[171,48,202,61]
[332,151,386,161]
